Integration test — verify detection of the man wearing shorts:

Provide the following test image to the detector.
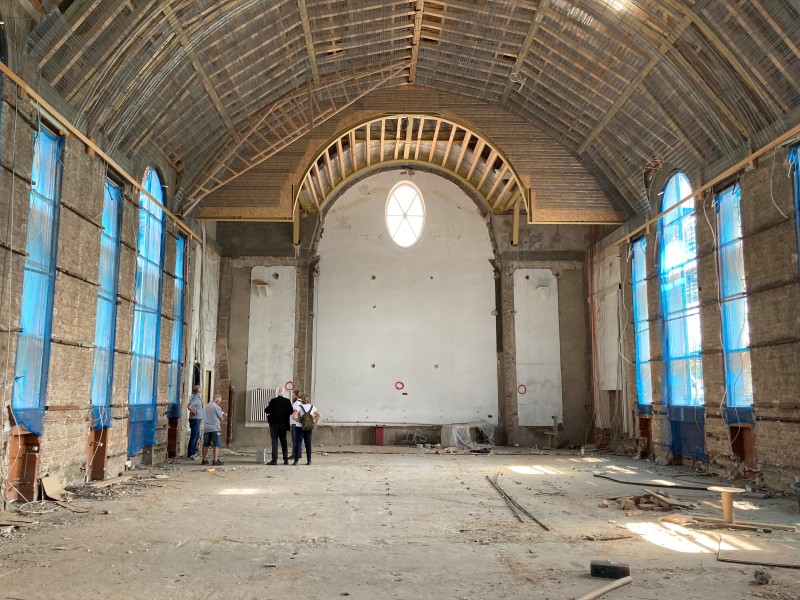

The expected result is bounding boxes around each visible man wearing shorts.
[201,395,225,466]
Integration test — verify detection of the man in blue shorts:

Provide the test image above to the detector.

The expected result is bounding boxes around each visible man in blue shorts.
[201,394,225,466]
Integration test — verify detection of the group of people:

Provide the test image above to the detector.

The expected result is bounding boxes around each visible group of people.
[186,385,226,466]
[186,386,320,467]
[264,388,321,465]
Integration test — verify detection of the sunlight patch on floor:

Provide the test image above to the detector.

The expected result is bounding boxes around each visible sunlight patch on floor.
[624,521,755,554]
[508,465,564,475]
[218,488,263,496]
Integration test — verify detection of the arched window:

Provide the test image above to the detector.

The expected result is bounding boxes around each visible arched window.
[167,235,187,419]
[386,181,425,247]
[90,179,123,430]
[791,144,800,282]
[631,237,652,412]
[658,172,704,408]
[716,185,753,419]
[129,168,166,456]
[12,126,63,436]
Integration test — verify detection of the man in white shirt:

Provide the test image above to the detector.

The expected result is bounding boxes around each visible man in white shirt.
[201,395,225,466]
[289,390,303,461]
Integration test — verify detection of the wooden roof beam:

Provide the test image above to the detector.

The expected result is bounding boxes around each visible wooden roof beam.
[660,0,783,118]
[500,0,549,104]
[576,15,692,155]
[297,0,321,86]
[164,6,240,143]
[409,0,425,83]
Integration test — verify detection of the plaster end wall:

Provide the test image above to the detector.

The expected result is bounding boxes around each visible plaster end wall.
[314,171,497,424]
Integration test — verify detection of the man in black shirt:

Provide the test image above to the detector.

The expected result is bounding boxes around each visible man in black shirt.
[264,387,294,465]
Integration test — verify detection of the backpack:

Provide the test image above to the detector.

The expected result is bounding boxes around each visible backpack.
[299,405,316,431]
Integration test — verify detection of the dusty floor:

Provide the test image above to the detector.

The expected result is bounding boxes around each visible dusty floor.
[1,448,799,599]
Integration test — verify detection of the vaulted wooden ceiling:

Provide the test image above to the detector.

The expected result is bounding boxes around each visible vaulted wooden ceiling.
[15,0,800,219]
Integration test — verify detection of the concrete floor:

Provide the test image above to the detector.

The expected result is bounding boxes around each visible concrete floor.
[1,448,799,599]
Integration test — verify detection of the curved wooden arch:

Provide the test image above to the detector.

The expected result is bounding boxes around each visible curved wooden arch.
[294,115,527,214]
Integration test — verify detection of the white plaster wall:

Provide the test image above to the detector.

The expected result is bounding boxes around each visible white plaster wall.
[314,171,497,424]
[514,269,563,426]
[187,239,219,384]
[246,265,297,390]
[592,249,622,392]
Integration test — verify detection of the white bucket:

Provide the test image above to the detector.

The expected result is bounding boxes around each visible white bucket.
[256,447,269,464]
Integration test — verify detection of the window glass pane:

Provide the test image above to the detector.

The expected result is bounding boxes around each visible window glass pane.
[385,181,425,247]
[716,186,752,409]
[631,238,652,405]
[12,128,63,436]
[90,180,122,427]
[658,173,704,407]
[129,168,166,453]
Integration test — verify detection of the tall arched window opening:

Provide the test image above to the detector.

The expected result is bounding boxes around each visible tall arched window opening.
[12,126,64,436]
[631,237,652,411]
[90,179,123,430]
[128,168,166,456]
[658,172,705,459]
[167,235,187,417]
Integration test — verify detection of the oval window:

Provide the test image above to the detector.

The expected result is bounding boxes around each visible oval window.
[386,181,425,248]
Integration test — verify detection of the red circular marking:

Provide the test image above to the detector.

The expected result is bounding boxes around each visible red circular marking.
[517,384,527,395]
[395,381,405,390]
[285,381,294,390]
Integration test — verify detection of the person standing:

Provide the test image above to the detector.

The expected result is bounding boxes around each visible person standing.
[291,393,321,465]
[186,385,203,460]
[201,394,226,466]
[289,390,303,461]
[264,387,293,465]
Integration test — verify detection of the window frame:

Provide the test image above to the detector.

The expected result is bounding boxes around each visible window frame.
[385,180,425,248]
[716,184,753,414]
[90,178,123,430]
[128,167,167,455]
[791,144,800,284]
[12,125,64,436]
[167,234,187,417]
[631,237,653,412]
[657,172,704,408]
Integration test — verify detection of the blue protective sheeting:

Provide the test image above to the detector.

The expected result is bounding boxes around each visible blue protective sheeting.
[631,237,653,410]
[128,169,165,455]
[790,145,800,283]
[716,186,753,413]
[167,235,186,420]
[90,180,122,430]
[668,405,706,460]
[658,173,704,458]
[12,127,63,436]
[658,173,704,409]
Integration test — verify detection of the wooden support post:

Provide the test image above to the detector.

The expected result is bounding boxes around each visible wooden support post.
[293,200,300,247]
[512,199,520,247]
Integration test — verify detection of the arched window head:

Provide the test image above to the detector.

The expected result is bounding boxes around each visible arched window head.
[386,181,425,248]
[141,167,165,214]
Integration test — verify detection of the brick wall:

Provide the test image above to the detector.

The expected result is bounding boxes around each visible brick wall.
[609,150,800,491]
[0,85,196,488]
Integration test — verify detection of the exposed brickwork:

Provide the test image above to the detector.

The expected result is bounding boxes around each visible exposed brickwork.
[612,155,800,491]
[0,87,193,487]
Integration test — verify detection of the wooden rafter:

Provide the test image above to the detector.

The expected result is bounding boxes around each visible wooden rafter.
[297,0,321,85]
[409,0,425,83]
[500,0,549,104]
[182,61,408,215]
[577,15,692,155]
[293,114,527,217]
[164,6,239,141]
[37,0,105,69]
[660,0,782,118]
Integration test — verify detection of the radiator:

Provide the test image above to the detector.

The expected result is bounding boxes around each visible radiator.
[245,388,279,426]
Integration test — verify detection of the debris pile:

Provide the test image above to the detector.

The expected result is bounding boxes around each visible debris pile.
[599,488,696,515]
